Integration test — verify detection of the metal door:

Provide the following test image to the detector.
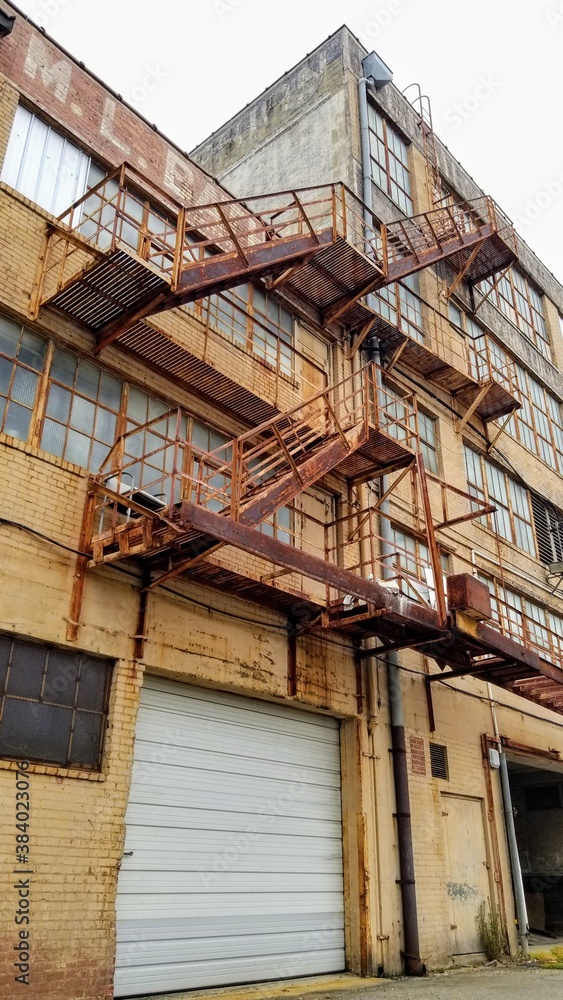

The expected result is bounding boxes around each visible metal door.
[442,794,492,957]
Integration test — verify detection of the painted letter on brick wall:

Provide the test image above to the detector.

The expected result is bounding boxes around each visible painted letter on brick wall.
[24,36,71,103]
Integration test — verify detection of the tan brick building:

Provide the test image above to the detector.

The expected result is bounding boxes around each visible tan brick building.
[0,7,563,999]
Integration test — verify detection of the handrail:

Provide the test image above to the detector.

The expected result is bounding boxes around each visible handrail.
[91,361,419,528]
[486,592,563,670]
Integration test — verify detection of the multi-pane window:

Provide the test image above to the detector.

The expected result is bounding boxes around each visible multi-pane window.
[124,388,188,504]
[0,314,47,441]
[0,311,297,541]
[384,382,438,472]
[478,269,549,358]
[464,445,536,554]
[418,410,439,474]
[193,283,294,378]
[367,104,413,214]
[478,573,563,662]
[506,366,563,472]
[0,635,111,769]
[374,274,423,342]
[1,105,100,217]
[452,303,563,473]
[389,526,448,606]
[41,347,124,471]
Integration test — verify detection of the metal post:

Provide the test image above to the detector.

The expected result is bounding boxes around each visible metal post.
[499,753,529,957]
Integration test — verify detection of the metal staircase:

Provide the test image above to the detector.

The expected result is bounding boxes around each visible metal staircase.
[80,363,418,575]
[32,164,517,348]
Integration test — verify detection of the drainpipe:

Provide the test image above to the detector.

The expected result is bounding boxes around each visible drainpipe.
[499,753,529,957]
[359,74,424,976]
[368,337,425,978]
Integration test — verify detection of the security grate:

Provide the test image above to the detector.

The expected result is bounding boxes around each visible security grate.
[430,742,449,780]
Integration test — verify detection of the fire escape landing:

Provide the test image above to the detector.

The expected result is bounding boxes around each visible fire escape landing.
[32,164,517,351]
[32,164,559,715]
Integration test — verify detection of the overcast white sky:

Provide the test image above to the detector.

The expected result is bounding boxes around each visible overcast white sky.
[12,0,563,279]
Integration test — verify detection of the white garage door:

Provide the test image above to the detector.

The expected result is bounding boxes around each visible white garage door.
[114,677,345,997]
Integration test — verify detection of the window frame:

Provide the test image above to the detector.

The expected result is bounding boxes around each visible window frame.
[464,445,536,555]
[1,103,100,218]
[0,635,112,771]
[190,283,296,380]
[479,269,550,358]
[478,572,563,663]
[367,103,413,215]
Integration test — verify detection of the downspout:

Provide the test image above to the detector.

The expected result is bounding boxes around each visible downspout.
[359,75,425,977]
[499,753,529,957]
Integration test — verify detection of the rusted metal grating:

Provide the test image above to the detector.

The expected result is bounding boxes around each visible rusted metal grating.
[117,322,279,425]
[51,251,168,332]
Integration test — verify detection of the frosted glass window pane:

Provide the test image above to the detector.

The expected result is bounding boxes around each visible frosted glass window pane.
[35,127,65,211]
[70,395,96,432]
[94,407,116,444]
[11,367,38,407]
[51,347,77,386]
[127,387,149,423]
[19,330,47,370]
[0,105,32,189]
[99,371,123,409]
[0,315,22,358]
[0,356,12,396]
[41,418,66,457]
[75,359,100,398]
[14,114,49,203]
[46,383,72,423]
[4,401,31,439]
[65,429,91,467]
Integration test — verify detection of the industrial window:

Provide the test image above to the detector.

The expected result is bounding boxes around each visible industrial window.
[388,526,448,606]
[1,105,100,217]
[124,388,188,505]
[194,283,294,378]
[0,314,47,441]
[0,635,111,769]
[451,304,515,392]
[478,269,549,359]
[453,304,563,472]
[384,382,438,473]
[464,445,536,555]
[40,347,124,471]
[507,367,563,473]
[418,410,439,474]
[367,104,413,214]
[430,743,449,780]
[374,275,423,343]
[530,493,563,566]
[478,572,563,660]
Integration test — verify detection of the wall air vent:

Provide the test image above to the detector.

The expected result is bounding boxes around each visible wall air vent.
[430,742,449,780]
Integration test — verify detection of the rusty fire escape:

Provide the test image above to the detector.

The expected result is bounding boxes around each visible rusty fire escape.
[30,163,563,716]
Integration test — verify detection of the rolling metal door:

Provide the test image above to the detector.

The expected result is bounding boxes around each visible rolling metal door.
[114,677,345,996]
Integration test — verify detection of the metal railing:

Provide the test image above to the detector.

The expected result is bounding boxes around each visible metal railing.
[325,503,443,612]
[90,362,419,539]
[384,195,505,269]
[180,184,383,274]
[484,593,563,670]
[467,335,519,395]
[38,163,517,317]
